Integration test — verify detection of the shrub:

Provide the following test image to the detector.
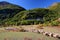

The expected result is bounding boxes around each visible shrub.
[51,21,60,26]
[43,21,51,26]
[20,20,41,25]
[36,24,44,29]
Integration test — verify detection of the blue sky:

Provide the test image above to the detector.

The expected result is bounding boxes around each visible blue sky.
[0,0,60,10]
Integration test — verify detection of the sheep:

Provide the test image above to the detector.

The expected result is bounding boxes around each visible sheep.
[33,29,39,33]
[53,33,59,38]
[24,29,30,32]
[24,29,28,32]
[27,29,32,32]
[31,29,36,32]
[48,33,53,37]
[43,32,49,36]
[57,35,60,39]
[38,30,41,33]
[28,29,36,32]
[39,30,45,34]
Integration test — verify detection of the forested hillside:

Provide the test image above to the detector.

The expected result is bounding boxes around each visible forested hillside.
[49,2,60,17]
[0,1,60,26]
[0,1,26,26]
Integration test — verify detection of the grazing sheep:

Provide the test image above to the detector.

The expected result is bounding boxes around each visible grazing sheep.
[53,34,59,38]
[24,28,29,32]
[48,33,53,37]
[5,27,18,32]
[39,30,45,34]
[25,30,29,32]
[31,29,35,32]
[28,29,35,32]
[38,30,41,33]
[57,35,60,39]
[33,29,39,33]
[24,29,30,32]
[43,32,49,36]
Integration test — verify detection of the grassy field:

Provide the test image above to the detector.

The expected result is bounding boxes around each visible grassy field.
[0,32,60,40]
[0,25,60,40]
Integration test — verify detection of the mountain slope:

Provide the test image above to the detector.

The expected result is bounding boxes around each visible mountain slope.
[0,1,58,25]
[0,1,26,25]
[49,2,60,17]
[0,1,25,9]
[0,1,25,19]
[5,8,57,25]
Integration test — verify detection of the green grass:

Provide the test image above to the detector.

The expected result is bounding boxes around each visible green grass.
[0,32,59,40]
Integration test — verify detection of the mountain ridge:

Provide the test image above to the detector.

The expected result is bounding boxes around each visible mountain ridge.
[0,1,59,26]
[0,1,26,25]
[0,1,26,9]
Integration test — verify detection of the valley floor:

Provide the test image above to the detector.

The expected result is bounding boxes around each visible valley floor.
[0,25,60,40]
[0,32,60,40]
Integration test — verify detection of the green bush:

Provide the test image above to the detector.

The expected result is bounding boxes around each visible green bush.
[18,20,41,25]
[51,21,59,26]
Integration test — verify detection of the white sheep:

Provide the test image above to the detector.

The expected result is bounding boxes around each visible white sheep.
[28,29,33,32]
[43,32,49,36]
[53,33,59,38]
[57,35,60,39]
[48,33,53,37]
[24,29,29,32]
[38,29,41,33]
[39,30,45,34]
[33,29,39,33]
[38,29,44,33]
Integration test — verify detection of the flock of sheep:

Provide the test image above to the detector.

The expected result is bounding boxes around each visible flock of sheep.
[24,29,60,39]
[5,27,60,39]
